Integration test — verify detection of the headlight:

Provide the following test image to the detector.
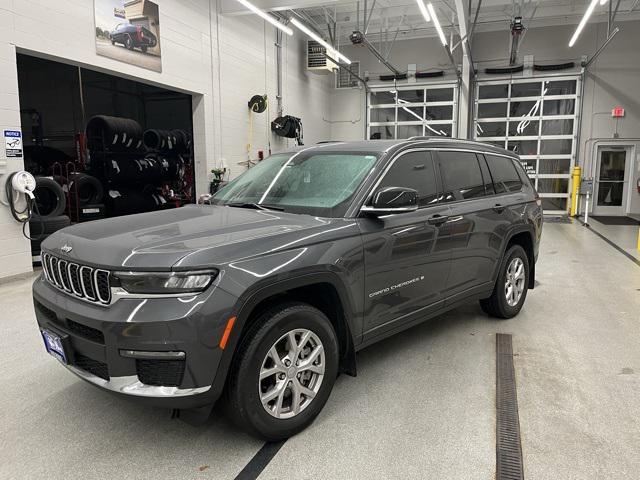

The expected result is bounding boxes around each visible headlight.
[113,270,217,294]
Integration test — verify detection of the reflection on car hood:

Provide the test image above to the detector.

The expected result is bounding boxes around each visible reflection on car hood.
[42,205,352,269]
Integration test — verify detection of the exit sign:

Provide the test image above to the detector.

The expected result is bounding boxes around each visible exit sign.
[612,106,625,118]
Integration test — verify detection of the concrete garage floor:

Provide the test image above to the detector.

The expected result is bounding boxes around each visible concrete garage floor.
[2,221,640,479]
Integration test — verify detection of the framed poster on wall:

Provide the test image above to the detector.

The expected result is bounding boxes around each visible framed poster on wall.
[94,0,162,72]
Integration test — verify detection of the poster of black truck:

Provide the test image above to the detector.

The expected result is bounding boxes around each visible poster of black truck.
[94,0,162,72]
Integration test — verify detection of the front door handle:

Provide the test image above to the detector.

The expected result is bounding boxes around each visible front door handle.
[492,204,506,213]
[427,214,449,225]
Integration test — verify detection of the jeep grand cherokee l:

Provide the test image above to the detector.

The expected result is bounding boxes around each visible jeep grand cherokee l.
[109,23,157,53]
[33,138,542,440]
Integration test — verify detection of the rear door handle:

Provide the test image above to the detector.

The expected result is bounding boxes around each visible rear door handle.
[427,214,449,225]
[492,204,506,213]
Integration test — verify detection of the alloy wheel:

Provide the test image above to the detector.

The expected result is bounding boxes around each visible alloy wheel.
[259,328,325,419]
[504,257,526,307]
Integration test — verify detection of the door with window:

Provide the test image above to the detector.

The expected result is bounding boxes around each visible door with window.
[593,146,631,216]
[359,150,452,339]
[436,150,510,301]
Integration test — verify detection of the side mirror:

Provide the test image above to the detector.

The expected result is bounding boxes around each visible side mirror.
[361,186,419,215]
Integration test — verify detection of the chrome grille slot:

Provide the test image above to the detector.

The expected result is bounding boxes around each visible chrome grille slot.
[57,259,72,292]
[80,266,97,301]
[68,263,82,296]
[41,253,111,305]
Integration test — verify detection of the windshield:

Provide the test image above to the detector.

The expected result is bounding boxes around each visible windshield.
[211,152,379,217]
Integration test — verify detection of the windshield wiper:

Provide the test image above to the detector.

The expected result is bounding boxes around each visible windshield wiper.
[226,202,284,211]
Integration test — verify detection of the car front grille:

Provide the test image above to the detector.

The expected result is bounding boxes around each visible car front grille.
[136,359,185,387]
[41,253,111,305]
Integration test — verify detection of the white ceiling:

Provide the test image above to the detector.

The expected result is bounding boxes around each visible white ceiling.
[222,0,640,44]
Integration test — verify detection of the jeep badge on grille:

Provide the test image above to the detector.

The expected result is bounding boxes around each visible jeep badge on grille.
[61,244,73,254]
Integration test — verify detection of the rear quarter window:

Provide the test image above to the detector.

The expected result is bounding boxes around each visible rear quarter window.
[485,154,523,194]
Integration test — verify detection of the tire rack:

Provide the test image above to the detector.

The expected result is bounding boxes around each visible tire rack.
[86,128,195,217]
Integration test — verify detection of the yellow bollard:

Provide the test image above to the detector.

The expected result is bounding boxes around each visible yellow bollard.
[570,166,582,217]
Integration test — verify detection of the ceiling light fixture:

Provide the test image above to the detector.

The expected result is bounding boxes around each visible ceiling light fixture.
[569,0,600,47]
[290,17,352,64]
[417,0,431,22]
[426,3,447,46]
[235,0,293,36]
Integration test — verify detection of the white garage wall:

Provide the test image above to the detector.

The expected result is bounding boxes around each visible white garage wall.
[0,0,332,280]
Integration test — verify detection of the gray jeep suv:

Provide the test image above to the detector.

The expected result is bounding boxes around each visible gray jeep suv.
[33,138,542,440]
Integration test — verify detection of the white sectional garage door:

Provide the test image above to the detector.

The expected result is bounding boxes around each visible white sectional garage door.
[368,83,458,140]
[473,76,580,214]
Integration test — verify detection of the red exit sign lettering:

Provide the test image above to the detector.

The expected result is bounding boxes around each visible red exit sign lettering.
[612,106,625,118]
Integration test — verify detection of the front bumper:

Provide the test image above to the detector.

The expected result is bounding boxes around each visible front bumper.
[33,274,238,409]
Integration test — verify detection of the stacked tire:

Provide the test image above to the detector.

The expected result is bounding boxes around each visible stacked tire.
[86,115,144,152]
[29,177,70,256]
[67,172,105,223]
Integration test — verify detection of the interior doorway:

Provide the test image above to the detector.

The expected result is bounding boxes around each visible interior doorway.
[593,145,632,216]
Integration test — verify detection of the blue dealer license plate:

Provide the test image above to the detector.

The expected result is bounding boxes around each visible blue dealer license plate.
[41,329,68,364]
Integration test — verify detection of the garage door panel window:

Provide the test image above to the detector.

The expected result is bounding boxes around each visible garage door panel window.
[544,80,577,96]
[370,108,396,123]
[539,158,571,175]
[397,124,423,139]
[397,106,424,122]
[537,178,569,195]
[511,82,542,97]
[425,105,453,121]
[510,100,540,118]
[543,99,575,116]
[541,119,574,136]
[507,140,538,156]
[397,89,424,103]
[508,120,539,137]
[478,102,508,118]
[379,152,438,207]
[370,91,396,105]
[540,139,572,155]
[369,125,395,140]
[479,84,509,99]
[438,151,488,201]
[426,88,454,102]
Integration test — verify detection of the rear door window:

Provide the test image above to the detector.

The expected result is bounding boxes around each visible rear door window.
[485,155,523,194]
[377,151,439,207]
[437,151,487,201]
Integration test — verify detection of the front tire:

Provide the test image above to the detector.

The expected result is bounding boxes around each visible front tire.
[480,244,529,319]
[125,35,133,50]
[225,302,339,440]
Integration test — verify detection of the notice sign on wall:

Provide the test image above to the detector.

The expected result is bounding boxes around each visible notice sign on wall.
[4,130,22,158]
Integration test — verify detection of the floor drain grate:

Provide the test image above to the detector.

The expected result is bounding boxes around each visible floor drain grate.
[496,333,524,480]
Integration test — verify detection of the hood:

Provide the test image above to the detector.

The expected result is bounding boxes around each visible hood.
[42,205,349,270]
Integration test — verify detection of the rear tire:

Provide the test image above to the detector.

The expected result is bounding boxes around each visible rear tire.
[225,302,339,440]
[480,244,529,319]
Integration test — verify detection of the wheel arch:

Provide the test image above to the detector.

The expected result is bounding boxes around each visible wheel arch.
[502,226,536,289]
[211,272,359,400]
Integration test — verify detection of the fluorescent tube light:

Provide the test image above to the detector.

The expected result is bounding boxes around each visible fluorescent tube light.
[235,0,293,36]
[569,0,600,47]
[417,0,431,22]
[426,3,447,46]
[290,17,352,64]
